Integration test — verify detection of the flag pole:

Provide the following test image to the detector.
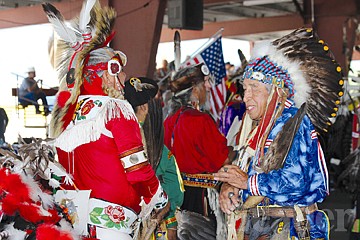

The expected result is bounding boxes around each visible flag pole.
[189,28,224,58]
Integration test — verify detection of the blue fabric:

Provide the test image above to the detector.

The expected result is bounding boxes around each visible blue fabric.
[19,92,49,112]
[244,106,328,206]
[289,210,330,239]
[243,56,294,98]
[242,105,329,238]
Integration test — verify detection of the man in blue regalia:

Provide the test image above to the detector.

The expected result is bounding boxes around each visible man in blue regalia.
[214,28,344,240]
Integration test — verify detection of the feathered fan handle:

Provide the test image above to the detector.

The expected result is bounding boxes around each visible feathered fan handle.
[42,3,82,52]
[79,0,97,44]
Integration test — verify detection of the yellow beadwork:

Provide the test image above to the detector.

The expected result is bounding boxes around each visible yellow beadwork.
[331,113,337,117]
[334,107,338,111]
[323,46,329,51]
[336,66,342,72]
[318,40,324,44]
[327,122,332,126]
[335,100,340,105]
[338,91,343,96]
[339,79,344,85]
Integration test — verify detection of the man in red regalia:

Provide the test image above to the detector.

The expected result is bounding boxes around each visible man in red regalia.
[44,1,167,239]
[164,63,232,239]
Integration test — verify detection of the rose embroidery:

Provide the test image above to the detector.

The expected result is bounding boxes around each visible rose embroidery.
[81,100,95,115]
[90,206,129,230]
[104,205,125,223]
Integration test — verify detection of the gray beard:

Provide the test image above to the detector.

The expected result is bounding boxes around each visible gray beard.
[201,92,211,112]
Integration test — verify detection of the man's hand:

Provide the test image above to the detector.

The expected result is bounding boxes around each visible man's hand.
[218,183,240,214]
[214,165,248,190]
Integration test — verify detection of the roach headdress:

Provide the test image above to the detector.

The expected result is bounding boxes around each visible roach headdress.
[43,0,127,137]
[243,28,344,133]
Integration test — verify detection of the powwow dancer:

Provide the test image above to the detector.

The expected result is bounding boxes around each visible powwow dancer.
[214,28,344,240]
[164,63,232,239]
[43,1,167,239]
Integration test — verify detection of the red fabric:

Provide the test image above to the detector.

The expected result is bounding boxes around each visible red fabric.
[81,71,107,96]
[58,112,158,213]
[57,91,72,108]
[164,107,228,174]
[248,90,279,153]
[36,224,73,240]
[126,164,160,203]
[61,102,77,132]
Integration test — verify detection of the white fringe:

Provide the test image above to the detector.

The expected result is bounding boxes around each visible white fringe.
[207,188,227,240]
[55,98,136,152]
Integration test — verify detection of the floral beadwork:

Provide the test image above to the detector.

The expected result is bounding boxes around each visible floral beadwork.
[73,98,103,121]
[89,205,130,230]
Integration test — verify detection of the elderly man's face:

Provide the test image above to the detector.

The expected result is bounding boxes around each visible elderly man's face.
[197,76,212,106]
[243,78,270,121]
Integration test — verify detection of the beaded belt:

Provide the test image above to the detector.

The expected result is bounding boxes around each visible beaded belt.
[181,172,219,188]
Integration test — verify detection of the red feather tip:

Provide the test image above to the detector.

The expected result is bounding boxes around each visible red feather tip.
[57,91,71,108]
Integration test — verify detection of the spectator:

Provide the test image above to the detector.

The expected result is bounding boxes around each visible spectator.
[19,67,50,115]
[155,59,170,80]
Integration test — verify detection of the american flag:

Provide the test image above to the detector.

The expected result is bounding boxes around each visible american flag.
[183,34,227,119]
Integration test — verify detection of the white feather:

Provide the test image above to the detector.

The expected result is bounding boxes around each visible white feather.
[250,41,310,107]
[79,0,96,32]
[51,19,78,44]
[20,174,55,210]
[48,161,75,186]
[48,178,61,189]
[3,223,27,240]
[43,3,78,44]
[59,219,81,240]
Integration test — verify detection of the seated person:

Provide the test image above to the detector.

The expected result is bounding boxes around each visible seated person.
[18,67,50,115]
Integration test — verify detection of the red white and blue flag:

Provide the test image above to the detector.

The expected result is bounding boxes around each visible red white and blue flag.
[183,32,227,119]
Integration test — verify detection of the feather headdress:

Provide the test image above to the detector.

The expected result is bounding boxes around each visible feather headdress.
[243,28,344,133]
[44,0,125,137]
